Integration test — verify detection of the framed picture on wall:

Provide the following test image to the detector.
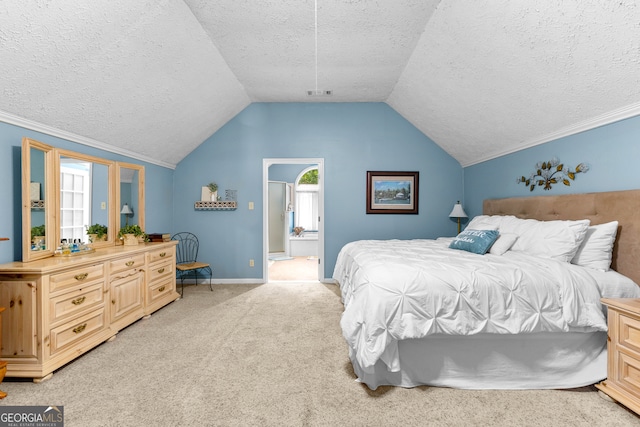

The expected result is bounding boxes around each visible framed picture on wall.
[366,171,419,214]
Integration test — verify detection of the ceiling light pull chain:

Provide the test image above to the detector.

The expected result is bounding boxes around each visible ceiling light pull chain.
[307,0,330,97]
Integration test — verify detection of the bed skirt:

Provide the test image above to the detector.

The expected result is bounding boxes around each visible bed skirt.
[349,332,607,390]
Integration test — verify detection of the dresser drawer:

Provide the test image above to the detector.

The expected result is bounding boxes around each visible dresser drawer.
[619,313,640,355]
[148,247,174,264]
[147,277,175,305]
[616,350,640,397]
[49,264,105,294]
[49,282,105,325]
[109,254,146,274]
[148,260,174,283]
[49,308,107,356]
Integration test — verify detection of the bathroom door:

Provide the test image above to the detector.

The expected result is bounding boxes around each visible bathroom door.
[268,181,286,254]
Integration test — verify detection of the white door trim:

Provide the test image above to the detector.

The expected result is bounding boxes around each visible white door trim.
[263,158,325,282]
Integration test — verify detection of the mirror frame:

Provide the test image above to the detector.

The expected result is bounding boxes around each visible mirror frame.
[22,137,56,262]
[21,138,146,262]
[115,162,145,241]
[54,148,116,249]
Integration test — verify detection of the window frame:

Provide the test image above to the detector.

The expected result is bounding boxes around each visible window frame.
[294,167,319,231]
[59,162,92,242]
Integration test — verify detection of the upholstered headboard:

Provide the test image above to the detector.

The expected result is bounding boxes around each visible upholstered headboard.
[484,189,640,286]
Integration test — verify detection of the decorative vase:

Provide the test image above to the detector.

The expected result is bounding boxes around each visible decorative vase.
[88,234,106,245]
[210,191,218,201]
[123,233,138,246]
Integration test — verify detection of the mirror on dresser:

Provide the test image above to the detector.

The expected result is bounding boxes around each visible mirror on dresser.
[21,138,145,261]
[116,162,145,236]
[55,148,116,249]
[22,138,55,262]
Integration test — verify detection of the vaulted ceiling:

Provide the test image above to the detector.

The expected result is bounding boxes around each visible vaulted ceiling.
[2,1,639,168]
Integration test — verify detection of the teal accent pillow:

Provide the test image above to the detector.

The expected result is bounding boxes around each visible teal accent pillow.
[449,229,500,255]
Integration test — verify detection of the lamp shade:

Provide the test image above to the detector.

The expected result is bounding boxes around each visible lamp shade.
[120,203,133,215]
[448,202,467,218]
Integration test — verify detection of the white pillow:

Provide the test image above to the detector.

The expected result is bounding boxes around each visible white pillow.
[571,221,618,271]
[489,233,518,255]
[501,217,590,262]
[466,215,507,231]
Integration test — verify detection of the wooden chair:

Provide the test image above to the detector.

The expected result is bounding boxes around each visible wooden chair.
[171,232,212,296]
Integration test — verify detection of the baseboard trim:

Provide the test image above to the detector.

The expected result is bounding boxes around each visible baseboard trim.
[180,278,266,285]
[180,278,335,285]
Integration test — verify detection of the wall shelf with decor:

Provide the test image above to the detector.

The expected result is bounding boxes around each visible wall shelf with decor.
[30,200,45,209]
[194,201,237,211]
[194,189,237,210]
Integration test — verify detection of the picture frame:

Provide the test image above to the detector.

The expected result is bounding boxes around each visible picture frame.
[366,171,419,214]
[30,182,41,201]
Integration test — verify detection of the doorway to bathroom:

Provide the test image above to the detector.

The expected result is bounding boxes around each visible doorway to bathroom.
[263,158,324,282]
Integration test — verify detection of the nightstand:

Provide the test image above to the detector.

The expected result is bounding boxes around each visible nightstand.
[596,298,640,415]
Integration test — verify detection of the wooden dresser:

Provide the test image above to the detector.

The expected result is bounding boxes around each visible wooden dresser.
[596,298,640,415]
[0,241,178,381]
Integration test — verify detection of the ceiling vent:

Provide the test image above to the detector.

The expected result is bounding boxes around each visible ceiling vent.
[307,90,332,96]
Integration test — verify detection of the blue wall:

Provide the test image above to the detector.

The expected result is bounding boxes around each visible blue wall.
[91,163,109,226]
[4,104,637,279]
[464,115,640,221]
[0,121,174,263]
[173,103,463,280]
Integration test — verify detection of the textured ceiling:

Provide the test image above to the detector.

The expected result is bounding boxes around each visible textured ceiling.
[0,0,250,167]
[388,0,640,165]
[185,0,438,102]
[1,1,640,168]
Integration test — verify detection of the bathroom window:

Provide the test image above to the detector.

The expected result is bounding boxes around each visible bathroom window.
[295,167,319,231]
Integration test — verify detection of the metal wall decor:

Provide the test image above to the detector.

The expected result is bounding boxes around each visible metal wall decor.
[517,158,590,192]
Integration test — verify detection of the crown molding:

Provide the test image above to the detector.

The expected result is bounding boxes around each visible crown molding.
[0,110,176,169]
[462,101,640,167]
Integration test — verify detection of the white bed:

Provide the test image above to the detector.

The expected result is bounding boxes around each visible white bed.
[333,190,640,390]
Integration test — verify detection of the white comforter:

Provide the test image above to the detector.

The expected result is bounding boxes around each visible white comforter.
[333,239,623,373]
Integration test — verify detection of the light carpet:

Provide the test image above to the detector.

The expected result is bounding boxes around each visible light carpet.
[1,282,638,426]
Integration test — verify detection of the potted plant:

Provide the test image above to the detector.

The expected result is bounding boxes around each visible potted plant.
[118,224,145,246]
[85,223,108,243]
[31,224,46,239]
[207,182,218,201]
[31,224,46,249]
